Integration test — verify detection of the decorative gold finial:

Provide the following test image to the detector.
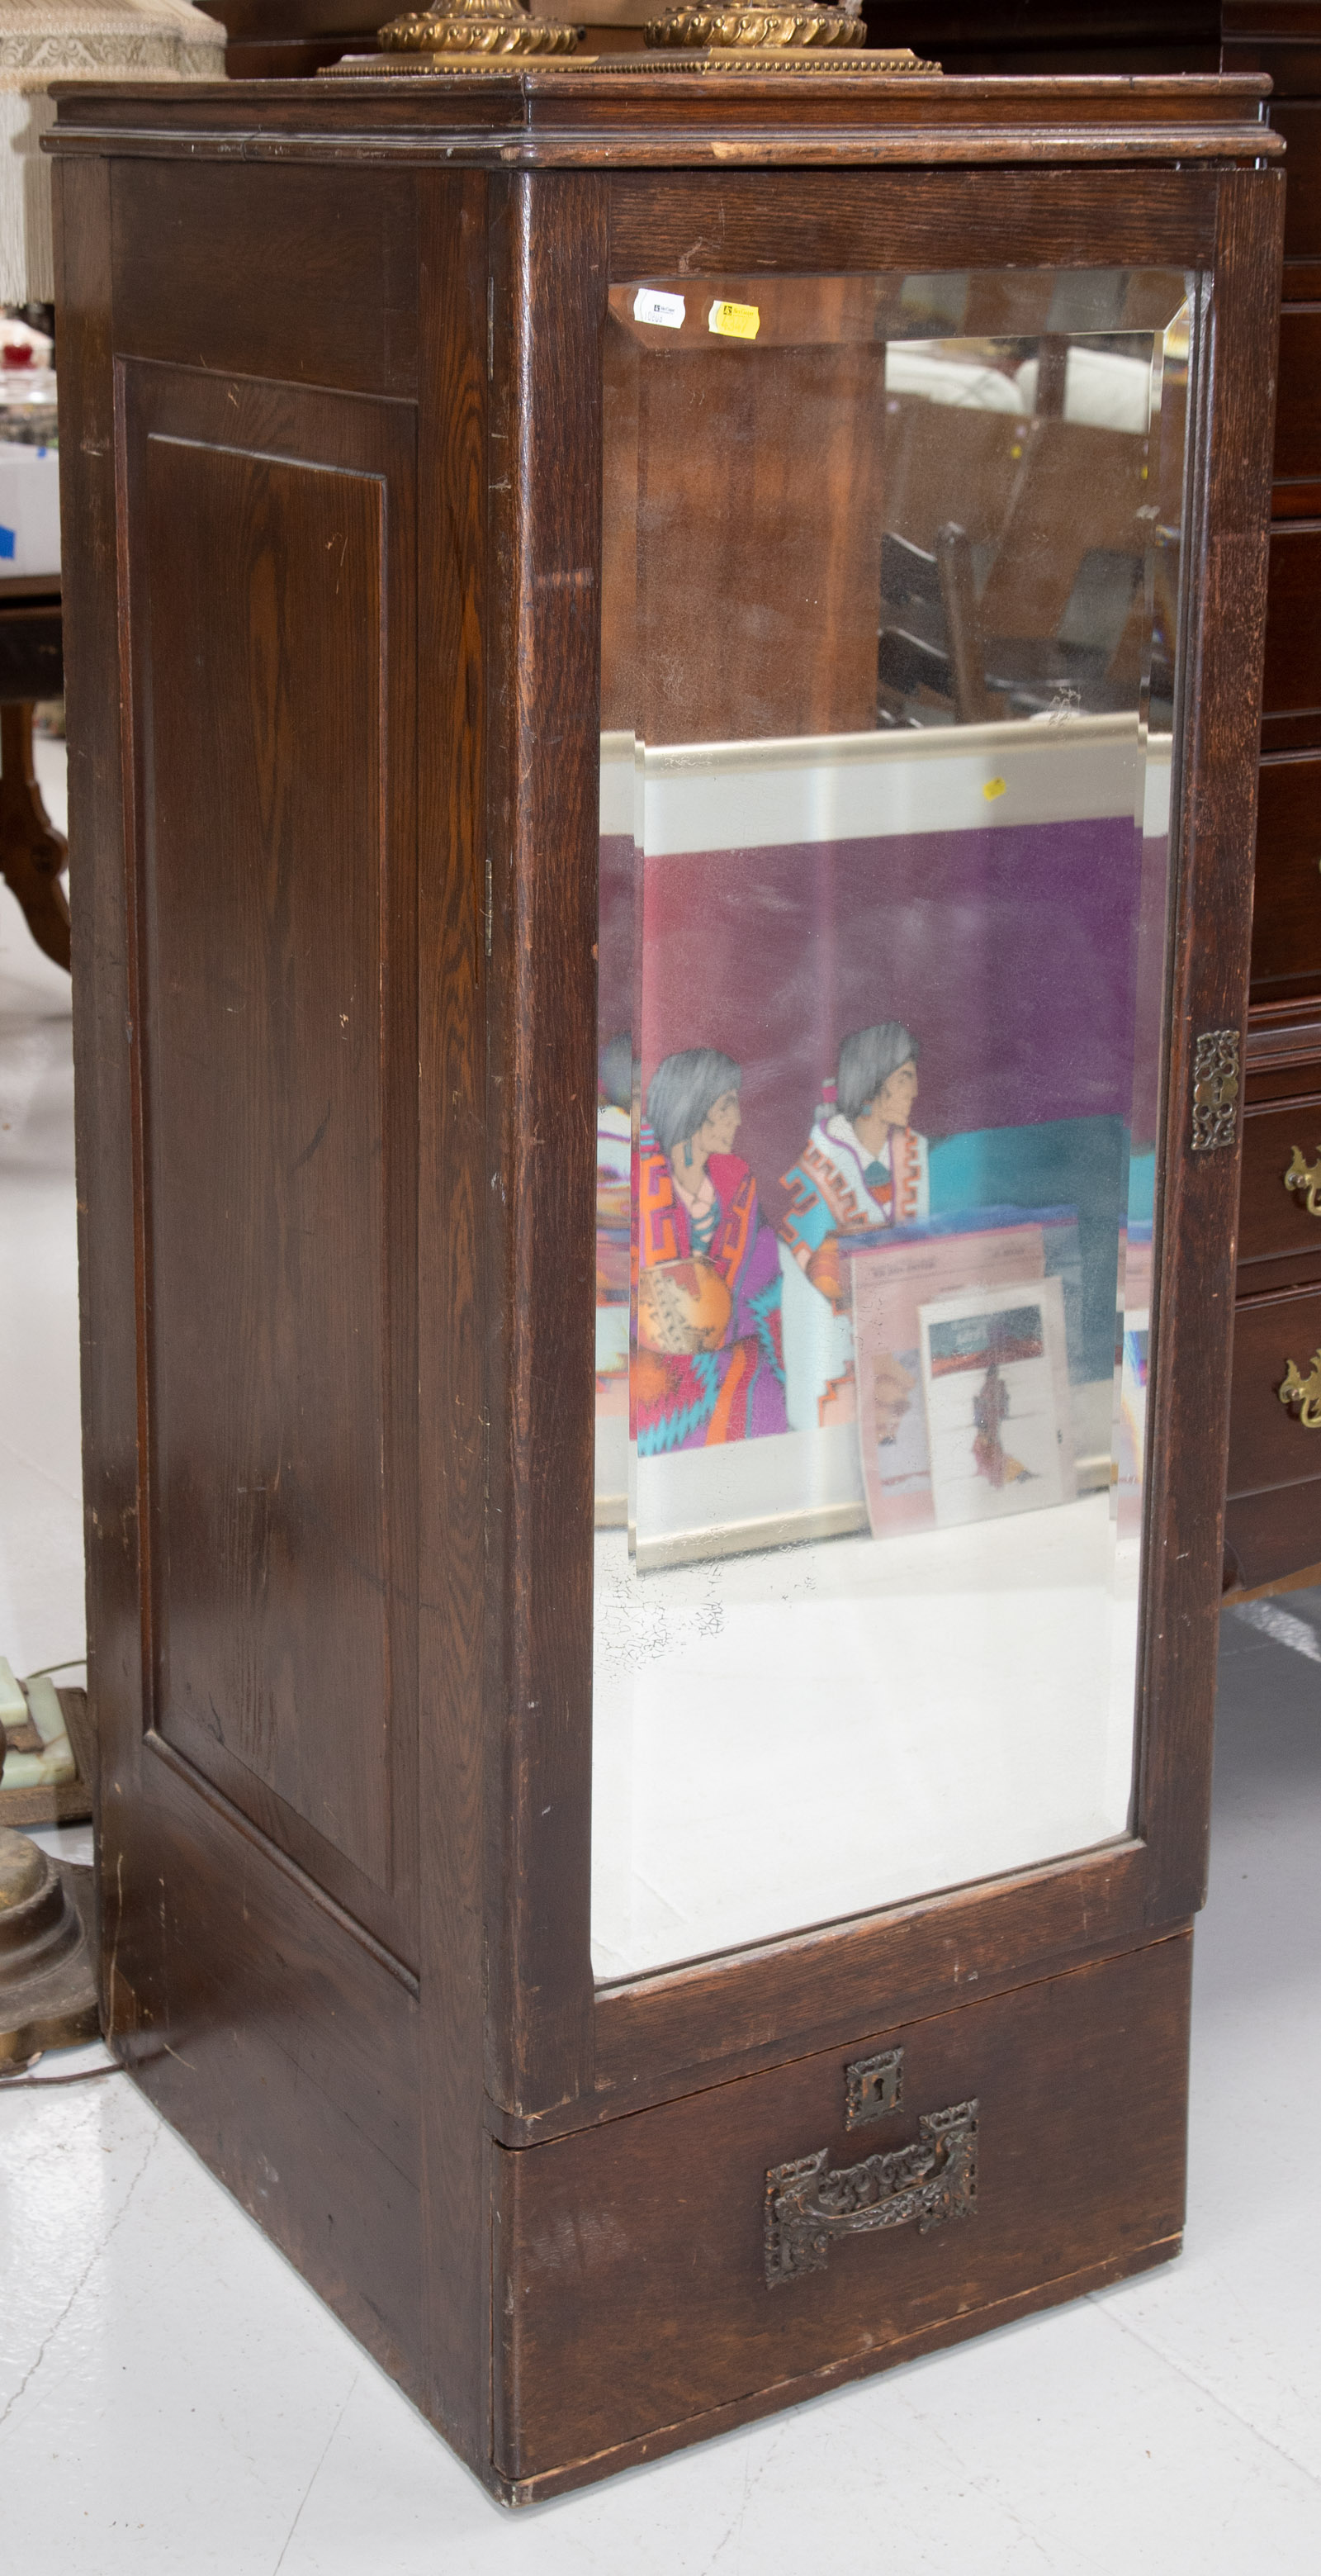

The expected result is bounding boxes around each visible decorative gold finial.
[379,0,581,56]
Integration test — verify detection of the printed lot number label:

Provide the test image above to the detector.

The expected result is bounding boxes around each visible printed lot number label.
[633,289,686,330]
[708,300,761,341]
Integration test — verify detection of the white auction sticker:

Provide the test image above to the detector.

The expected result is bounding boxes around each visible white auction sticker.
[632,289,686,330]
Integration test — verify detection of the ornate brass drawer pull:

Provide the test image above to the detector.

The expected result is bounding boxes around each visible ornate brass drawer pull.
[1284,1146,1321,1217]
[765,2098,978,2287]
[1280,1351,1321,1429]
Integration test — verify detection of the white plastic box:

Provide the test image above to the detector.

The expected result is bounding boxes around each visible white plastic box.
[0,444,60,576]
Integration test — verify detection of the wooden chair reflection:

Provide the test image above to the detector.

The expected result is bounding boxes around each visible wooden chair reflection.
[878,415,1158,728]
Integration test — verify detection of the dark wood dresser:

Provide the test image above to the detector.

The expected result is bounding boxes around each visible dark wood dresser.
[1220,4,1321,1590]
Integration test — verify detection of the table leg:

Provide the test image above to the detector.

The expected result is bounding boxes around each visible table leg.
[0,701,70,975]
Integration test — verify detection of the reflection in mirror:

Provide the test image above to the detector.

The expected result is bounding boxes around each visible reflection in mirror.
[592,272,1191,1984]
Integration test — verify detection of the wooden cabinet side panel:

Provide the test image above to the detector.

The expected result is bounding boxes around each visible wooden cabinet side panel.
[110,159,419,397]
[58,159,433,2422]
[483,173,607,2118]
[121,1742,424,2401]
[53,154,151,2015]
[414,169,496,2474]
[120,363,421,1963]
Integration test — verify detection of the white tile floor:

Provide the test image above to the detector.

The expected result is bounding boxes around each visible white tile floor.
[2,755,1319,2566]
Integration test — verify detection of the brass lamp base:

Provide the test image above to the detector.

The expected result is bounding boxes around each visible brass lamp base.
[380,0,582,53]
[628,45,932,69]
[646,5,861,45]
[0,1828,100,2070]
[367,0,938,69]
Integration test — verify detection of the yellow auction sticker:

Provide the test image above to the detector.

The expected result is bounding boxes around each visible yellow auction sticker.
[708,299,760,342]
[982,776,1008,801]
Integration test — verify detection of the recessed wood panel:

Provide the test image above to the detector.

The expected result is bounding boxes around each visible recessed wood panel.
[1262,524,1321,714]
[1275,307,1321,480]
[111,161,419,396]
[1251,752,1321,996]
[125,364,419,1954]
[1271,104,1321,256]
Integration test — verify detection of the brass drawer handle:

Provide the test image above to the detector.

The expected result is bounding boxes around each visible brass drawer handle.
[765,2099,978,2287]
[1284,1147,1321,1217]
[1281,1351,1321,1429]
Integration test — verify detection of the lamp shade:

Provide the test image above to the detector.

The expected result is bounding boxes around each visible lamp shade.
[1,1,225,301]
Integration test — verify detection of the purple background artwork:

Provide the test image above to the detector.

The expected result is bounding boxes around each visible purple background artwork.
[599,817,1145,1223]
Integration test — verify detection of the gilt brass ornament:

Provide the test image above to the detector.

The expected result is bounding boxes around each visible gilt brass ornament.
[1280,1350,1321,1430]
[642,3,934,63]
[379,0,580,57]
[1190,1027,1240,1151]
[646,6,861,46]
[765,2098,978,2285]
[1284,1144,1321,1218]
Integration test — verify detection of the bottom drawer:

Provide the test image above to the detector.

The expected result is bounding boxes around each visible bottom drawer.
[495,1934,1191,2493]
[1224,1482,1321,1592]
[1228,1288,1321,1498]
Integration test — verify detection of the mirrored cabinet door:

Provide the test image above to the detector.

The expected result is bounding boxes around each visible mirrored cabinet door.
[591,268,1193,1983]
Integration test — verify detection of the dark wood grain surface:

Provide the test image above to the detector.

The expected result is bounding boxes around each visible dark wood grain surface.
[1135,170,1282,1927]
[1236,19,1321,1614]
[495,1935,1191,2488]
[1275,308,1321,479]
[58,143,433,2417]
[483,173,604,2118]
[51,76,1281,2498]
[1251,754,1321,996]
[49,70,1280,167]
[121,360,420,1962]
[414,170,493,2473]
[110,161,419,394]
[1262,524,1321,714]
[1274,101,1321,249]
[607,167,1219,276]
[54,153,154,2033]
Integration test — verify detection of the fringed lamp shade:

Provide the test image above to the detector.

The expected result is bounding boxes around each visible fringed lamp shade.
[1,2,225,301]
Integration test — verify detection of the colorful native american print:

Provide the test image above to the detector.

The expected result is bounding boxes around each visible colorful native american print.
[633,1131,787,1453]
[780,1112,930,1307]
